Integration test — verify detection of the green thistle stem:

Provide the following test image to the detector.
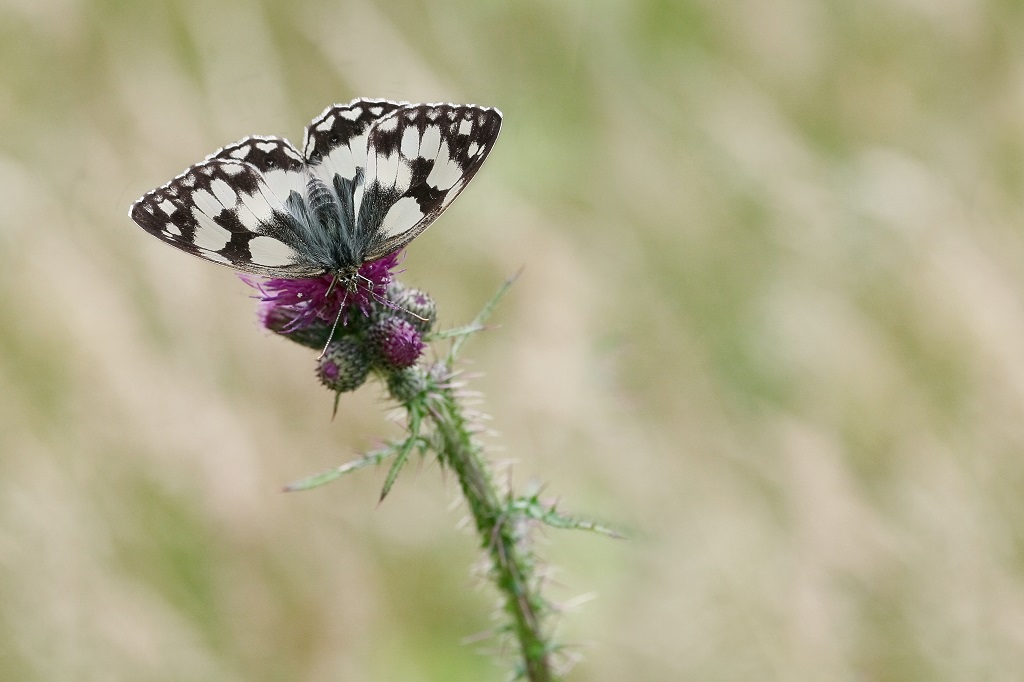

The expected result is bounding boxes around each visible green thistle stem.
[285,273,619,679]
[425,384,554,682]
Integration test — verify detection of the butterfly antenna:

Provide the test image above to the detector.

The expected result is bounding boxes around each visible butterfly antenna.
[357,273,429,323]
[324,275,340,299]
[319,276,347,359]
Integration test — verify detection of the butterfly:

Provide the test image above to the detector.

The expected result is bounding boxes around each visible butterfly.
[129,98,502,293]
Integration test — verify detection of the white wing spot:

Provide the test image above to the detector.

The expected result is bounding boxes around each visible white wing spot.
[420,125,442,159]
[394,158,412,194]
[236,204,261,230]
[283,146,302,161]
[222,164,245,176]
[192,189,223,216]
[340,107,362,121]
[316,119,334,132]
[263,168,304,201]
[458,118,472,136]
[426,148,463,191]
[256,141,278,153]
[334,157,357,181]
[190,209,232,251]
[210,178,239,207]
[376,152,401,187]
[324,129,365,180]
[248,235,298,266]
[238,191,276,224]
[369,106,383,116]
[380,196,426,237]
[229,147,250,159]
[182,175,196,187]
[158,199,176,215]
[400,126,421,159]
[348,132,369,158]
[467,142,480,157]
[164,222,181,237]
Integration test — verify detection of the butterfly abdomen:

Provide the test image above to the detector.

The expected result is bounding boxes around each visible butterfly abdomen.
[307,176,339,233]
[300,175,362,273]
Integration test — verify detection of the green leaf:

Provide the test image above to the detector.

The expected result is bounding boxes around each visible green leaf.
[379,406,423,502]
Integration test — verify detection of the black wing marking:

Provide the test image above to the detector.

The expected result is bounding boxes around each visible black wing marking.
[210,135,309,204]
[354,103,502,260]
[303,98,407,184]
[129,159,326,278]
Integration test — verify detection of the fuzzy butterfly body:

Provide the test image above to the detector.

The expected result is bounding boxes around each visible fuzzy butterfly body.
[130,99,502,287]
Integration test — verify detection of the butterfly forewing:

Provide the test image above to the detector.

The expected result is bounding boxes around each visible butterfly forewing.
[356,103,502,260]
[210,136,309,204]
[303,99,407,188]
[130,159,325,278]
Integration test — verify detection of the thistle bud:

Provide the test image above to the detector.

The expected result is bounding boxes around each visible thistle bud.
[386,366,428,403]
[317,337,372,393]
[384,282,437,333]
[368,317,426,370]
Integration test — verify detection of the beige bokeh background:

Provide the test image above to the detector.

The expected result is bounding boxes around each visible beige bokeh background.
[3,0,1024,679]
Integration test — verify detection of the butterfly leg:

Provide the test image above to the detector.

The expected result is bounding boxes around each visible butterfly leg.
[319,280,348,358]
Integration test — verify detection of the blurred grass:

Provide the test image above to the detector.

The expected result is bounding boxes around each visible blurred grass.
[3,0,1024,679]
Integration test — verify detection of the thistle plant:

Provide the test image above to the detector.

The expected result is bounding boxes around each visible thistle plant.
[246,254,617,681]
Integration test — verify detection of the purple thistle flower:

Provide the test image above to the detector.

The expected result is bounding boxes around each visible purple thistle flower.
[369,317,426,370]
[321,358,340,382]
[242,252,402,333]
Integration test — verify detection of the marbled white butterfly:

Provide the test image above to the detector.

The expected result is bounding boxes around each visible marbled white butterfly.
[130,98,502,292]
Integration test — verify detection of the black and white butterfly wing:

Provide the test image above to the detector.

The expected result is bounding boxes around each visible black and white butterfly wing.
[355,103,503,260]
[129,156,326,278]
[303,99,407,200]
[210,135,309,203]
[131,99,502,279]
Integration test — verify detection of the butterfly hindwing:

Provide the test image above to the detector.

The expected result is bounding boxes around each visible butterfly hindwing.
[356,103,503,260]
[130,158,326,278]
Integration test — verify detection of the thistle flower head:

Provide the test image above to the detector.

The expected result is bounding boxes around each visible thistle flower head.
[382,282,437,333]
[242,251,433,390]
[317,336,372,393]
[369,317,426,370]
[385,366,428,403]
[242,252,400,334]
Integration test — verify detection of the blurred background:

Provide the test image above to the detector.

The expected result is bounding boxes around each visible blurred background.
[2,0,1024,679]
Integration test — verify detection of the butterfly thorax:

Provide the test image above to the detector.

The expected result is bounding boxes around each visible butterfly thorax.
[286,175,372,278]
